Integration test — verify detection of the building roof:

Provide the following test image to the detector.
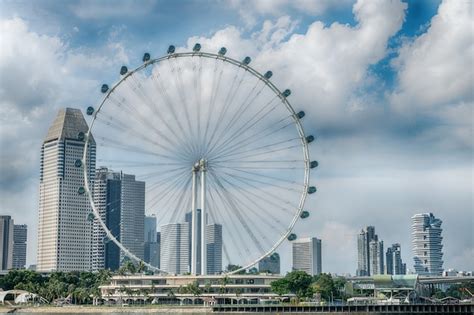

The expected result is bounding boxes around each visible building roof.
[44,108,95,144]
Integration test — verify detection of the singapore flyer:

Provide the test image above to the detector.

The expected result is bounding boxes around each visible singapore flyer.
[82,44,317,275]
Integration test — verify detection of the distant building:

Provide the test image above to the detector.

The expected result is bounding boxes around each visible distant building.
[37,108,96,272]
[92,167,145,271]
[206,224,222,275]
[292,237,322,276]
[144,216,160,267]
[12,224,27,269]
[386,243,406,275]
[0,216,14,270]
[160,222,189,274]
[259,252,280,274]
[145,216,157,243]
[356,226,384,276]
[412,213,444,276]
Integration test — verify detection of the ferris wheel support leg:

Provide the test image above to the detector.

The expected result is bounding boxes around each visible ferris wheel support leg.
[200,159,207,276]
[191,167,198,275]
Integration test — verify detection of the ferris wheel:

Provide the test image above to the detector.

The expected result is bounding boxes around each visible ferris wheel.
[81,44,318,275]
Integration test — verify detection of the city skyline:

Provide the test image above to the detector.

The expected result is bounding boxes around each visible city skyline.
[0,0,472,274]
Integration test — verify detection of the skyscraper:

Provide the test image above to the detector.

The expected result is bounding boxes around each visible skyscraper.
[386,243,406,275]
[259,252,280,274]
[92,167,145,271]
[206,224,222,275]
[292,237,322,275]
[13,224,27,269]
[144,216,159,267]
[160,222,189,274]
[356,226,384,276]
[37,108,96,272]
[412,213,444,276]
[0,216,14,271]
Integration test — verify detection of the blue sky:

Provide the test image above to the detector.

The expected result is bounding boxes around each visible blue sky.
[0,0,472,273]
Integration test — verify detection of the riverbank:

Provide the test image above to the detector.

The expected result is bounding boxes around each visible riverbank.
[0,305,211,313]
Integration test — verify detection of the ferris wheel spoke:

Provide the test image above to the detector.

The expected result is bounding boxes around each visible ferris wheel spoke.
[192,56,203,157]
[147,171,190,217]
[208,172,266,255]
[218,166,303,188]
[136,165,188,181]
[218,169,301,192]
[97,159,184,168]
[95,112,190,162]
[207,185,244,261]
[216,170,297,216]
[207,176,252,257]
[212,143,302,163]
[146,168,189,196]
[168,177,192,224]
[205,77,264,156]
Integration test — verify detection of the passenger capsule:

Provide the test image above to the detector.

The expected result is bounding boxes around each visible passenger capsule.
[75,159,82,168]
[77,132,85,141]
[300,211,310,219]
[282,89,291,97]
[296,111,305,119]
[120,66,128,75]
[78,187,86,195]
[86,106,94,115]
[142,53,151,62]
[101,84,109,93]
[193,43,201,52]
[306,135,315,143]
[310,161,319,169]
[308,186,317,194]
[167,45,175,54]
[242,56,251,65]
[87,213,95,222]
[218,47,227,55]
[287,233,297,241]
[264,71,273,79]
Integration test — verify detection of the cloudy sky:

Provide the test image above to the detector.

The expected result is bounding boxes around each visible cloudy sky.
[0,0,472,273]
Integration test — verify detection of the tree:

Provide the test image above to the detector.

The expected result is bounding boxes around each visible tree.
[226,264,245,274]
[286,271,313,299]
[186,281,202,296]
[271,278,290,296]
[137,260,146,273]
[311,273,335,301]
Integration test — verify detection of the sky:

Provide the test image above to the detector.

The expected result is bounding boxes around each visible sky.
[0,0,472,274]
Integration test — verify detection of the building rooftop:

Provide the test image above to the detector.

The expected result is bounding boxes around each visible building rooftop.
[44,107,95,144]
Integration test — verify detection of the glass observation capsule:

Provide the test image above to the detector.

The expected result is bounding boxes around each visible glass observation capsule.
[296,111,305,119]
[87,213,95,222]
[77,131,85,141]
[300,211,310,219]
[120,66,128,75]
[86,106,94,115]
[75,159,82,168]
[282,89,291,97]
[193,43,201,52]
[287,233,297,241]
[78,187,86,195]
[101,84,109,93]
[308,186,317,194]
[310,161,318,169]
[142,53,151,62]
[167,45,175,54]
[306,135,315,143]
[218,47,227,55]
[264,71,273,79]
[242,56,251,65]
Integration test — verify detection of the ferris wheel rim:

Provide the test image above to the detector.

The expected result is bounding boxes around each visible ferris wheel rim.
[82,50,311,275]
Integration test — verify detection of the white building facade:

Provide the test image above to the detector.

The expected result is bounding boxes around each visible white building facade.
[37,108,96,272]
[292,237,322,276]
[160,222,189,274]
[412,213,444,276]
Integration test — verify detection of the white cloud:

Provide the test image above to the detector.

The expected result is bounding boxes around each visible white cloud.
[69,0,156,19]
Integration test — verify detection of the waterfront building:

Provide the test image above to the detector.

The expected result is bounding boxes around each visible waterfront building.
[160,222,189,274]
[12,224,27,269]
[292,237,322,275]
[37,108,96,272]
[92,167,145,271]
[386,243,406,275]
[356,226,384,276]
[259,252,280,274]
[412,213,444,276]
[206,224,222,275]
[0,216,14,270]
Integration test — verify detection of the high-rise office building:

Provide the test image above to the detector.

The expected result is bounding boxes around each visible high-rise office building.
[356,226,384,276]
[0,216,14,271]
[292,237,322,275]
[12,224,27,269]
[160,222,189,274]
[92,167,145,271]
[144,216,159,267]
[206,224,222,275]
[412,213,444,276]
[145,216,157,243]
[259,252,280,274]
[386,243,406,275]
[37,108,96,272]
